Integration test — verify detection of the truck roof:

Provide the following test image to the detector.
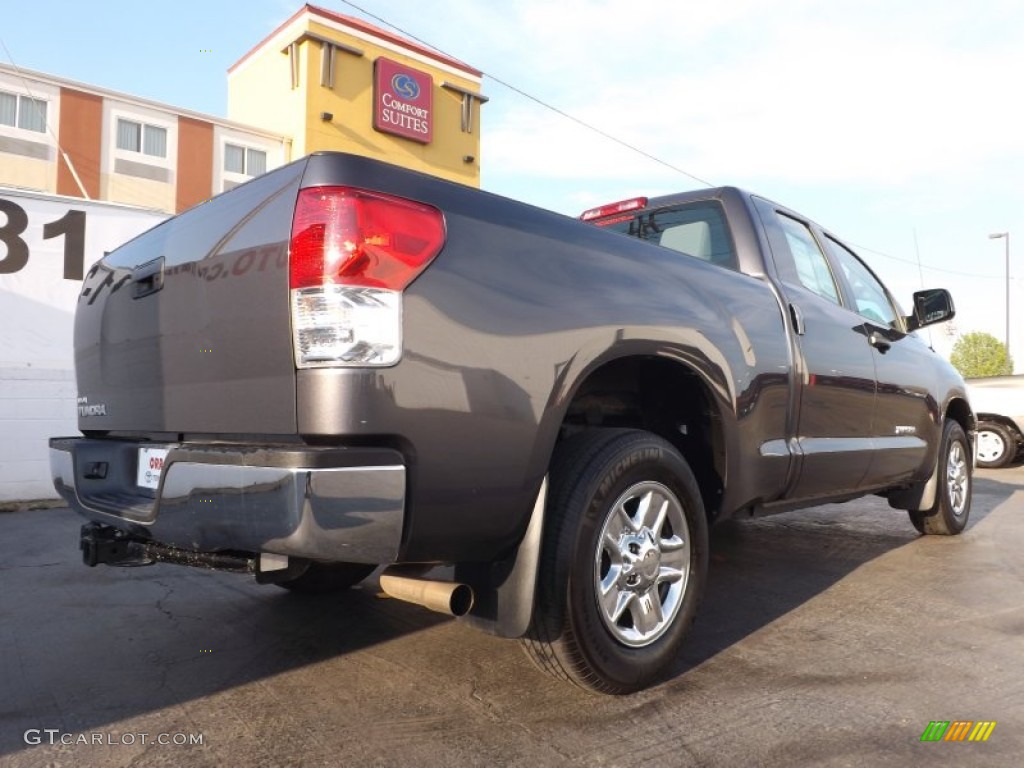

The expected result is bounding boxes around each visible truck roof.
[581,186,758,223]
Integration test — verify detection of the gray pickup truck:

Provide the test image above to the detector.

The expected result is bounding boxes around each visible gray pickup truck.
[51,152,973,693]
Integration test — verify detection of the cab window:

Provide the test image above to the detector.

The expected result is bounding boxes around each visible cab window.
[824,237,900,328]
[775,214,840,304]
[605,201,737,270]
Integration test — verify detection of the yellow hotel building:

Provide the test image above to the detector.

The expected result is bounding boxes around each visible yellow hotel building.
[228,4,487,187]
[0,4,486,214]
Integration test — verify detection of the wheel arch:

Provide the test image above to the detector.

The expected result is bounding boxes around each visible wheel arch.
[975,413,1024,442]
[545,351,731,521]
[944,395,975,440]
[459,345,734,640]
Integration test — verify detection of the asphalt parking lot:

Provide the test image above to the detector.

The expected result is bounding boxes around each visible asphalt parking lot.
[2,465,1022,768]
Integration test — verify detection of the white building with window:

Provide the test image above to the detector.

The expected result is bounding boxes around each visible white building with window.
[0,71,60,193]
[0,62,290,214]
[216,128,271,191]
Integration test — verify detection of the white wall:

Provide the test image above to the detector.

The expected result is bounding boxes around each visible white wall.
[0,367,75,501]
[0,187,166,502]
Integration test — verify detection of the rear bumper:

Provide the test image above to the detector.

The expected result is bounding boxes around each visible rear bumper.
[49,438,405,564]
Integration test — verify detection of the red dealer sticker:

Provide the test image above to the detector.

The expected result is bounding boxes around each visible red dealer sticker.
[374,58,433,144]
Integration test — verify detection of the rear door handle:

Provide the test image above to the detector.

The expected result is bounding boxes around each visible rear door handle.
[789,303,805,335]
[132,256,165,299]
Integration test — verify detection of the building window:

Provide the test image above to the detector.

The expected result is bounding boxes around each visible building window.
[0,92,13,126]
[116,119,139,151]
[144,125,167,157]
[116,118,167,158]
[224,144,244,174]
[225,144,267,177]
[247,148,266,176]
[0,90,47,133]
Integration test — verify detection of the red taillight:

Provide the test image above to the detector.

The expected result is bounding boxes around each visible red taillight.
[580,197,648,222]
[289,186,445,290]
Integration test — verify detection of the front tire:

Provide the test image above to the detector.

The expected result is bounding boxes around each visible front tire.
[909,419,972,535]
[975,421,1015,469]
[522,429,709,694]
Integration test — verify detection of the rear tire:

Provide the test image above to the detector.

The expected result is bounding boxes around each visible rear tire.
[908,419,972,535]
[975,421,1015,469]
[276,562,376,594]
[522,429,709,694]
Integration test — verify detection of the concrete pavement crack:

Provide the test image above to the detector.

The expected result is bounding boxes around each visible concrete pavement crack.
[152,578,177,624]
[0,562,64,570]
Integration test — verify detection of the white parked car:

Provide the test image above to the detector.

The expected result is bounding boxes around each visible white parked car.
[967,376,1024,468]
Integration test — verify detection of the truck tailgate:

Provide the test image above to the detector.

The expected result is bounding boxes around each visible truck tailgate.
[74,161,306,435]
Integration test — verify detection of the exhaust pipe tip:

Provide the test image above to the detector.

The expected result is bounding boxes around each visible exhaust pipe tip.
[446,582,474,617]
[379,567,475,617]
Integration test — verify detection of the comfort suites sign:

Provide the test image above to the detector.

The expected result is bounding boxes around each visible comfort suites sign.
[373,58,433,144]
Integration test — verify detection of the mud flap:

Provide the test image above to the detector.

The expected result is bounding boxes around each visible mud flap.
[456,477,547,638]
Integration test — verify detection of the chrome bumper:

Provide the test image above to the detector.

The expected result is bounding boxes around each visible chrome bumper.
[49,438,405,564]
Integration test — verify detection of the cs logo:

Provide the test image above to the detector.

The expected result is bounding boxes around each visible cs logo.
[391,73,420,101]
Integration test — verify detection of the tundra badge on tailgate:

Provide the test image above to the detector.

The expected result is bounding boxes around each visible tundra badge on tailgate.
[77,396,107,417]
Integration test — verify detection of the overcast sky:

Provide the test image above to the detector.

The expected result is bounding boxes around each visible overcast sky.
[3,0,1022,367]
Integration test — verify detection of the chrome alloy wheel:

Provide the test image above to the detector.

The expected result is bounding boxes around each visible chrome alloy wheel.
[947,440,969,516]
[594,481,691,648]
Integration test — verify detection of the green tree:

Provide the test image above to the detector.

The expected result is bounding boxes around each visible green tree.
[949,331,1014,378]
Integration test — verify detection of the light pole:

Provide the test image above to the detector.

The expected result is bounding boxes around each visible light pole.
[989,231,1010,360]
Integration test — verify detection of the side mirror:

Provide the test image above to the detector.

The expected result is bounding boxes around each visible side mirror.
[906,288,955,331]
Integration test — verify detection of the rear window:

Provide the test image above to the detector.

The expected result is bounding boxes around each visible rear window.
[603,201,737,270]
